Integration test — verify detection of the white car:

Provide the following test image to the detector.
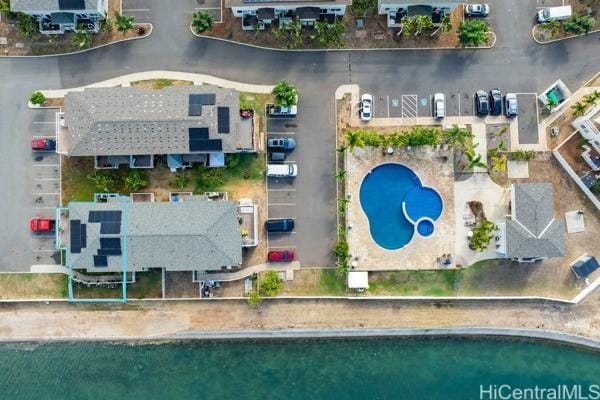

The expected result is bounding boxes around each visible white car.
[504,93,518,118]
[433,93,445,119]
[360,94,373,122]
[464,4,490,17]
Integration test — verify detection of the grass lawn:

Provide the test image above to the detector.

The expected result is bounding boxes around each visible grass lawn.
[0,274,68,300]
[239,92,273,119]
[61,157,98,205]
[280,269,346,296]
[130,79,193,90]
[72,269,162,299]
[367,270,458,296]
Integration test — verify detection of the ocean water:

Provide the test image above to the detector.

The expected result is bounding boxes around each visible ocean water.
[0,337,598,400]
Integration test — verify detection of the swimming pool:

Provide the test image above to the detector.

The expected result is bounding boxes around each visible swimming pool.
[359,163,443,250]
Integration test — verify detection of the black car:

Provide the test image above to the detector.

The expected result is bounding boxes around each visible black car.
[474,90,489,117]
[269,152,286,162]
[488,89,502,116]
[265,219,295,232]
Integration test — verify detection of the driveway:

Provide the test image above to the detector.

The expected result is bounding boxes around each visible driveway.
[0,0,599,270]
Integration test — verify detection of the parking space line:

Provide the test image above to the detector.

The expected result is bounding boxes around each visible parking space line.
[458,92,461,116]
[267,132,296,135]
[33,178,59,181]
[32,135,57,138]
[33,206,58,209]
[32,121,55,124]
[34,249,57,253]
[33,192,60,195]
[386,95,390,118]
[268,231,297,235]
[268,203,296,206]
[268,188,296,192]
[194,7,221,9]
[268,245,297,249]
[33,164,59,167]
[122,8,150,11]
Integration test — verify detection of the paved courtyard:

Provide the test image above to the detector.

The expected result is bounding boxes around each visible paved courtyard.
[346,145,455,270]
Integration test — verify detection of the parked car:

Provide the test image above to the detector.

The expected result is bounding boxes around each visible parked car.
[474,90,489,117]
[265,219,295,232]
[267,164,297,178]
[433,93,445,119]
[268,250,295,262]
[537,5,571,23]
[464,4,490,17]
[31,138,56,151]
[30,218,55,232]
[269,152,286,162]
[504,93,518,118]
[488,89,502,116]
[267,137,296,151]
[240,110,253,118]
[360,93,373,122]
[267,103,297,118]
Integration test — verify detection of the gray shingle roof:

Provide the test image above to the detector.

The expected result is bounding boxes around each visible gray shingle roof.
[63,85,240,156]
[67,197,242,272]
[10,0,100,12]
[378,0,459,6]
[505,183,565,259]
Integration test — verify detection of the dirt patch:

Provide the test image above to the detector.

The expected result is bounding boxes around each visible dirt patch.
[130,79,193,90]
[204,7,470,49]
[165,271,199,298]
[0,0,150,56]
[558,132,594,175]
[42,98,64,108]
[0,274,67,299]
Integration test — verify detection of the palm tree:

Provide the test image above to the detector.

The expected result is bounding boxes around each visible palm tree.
[335,170,346,181]
[571,101,586,116]
[442,124,473,148]
[336,145,348,153]
[191,11,213,34]
[490,154,508,173]
[123,170,148,191]
[488,140,507,158]
[591,90,600,102]
[345,130,365,151]
[172,173,190,190]
[464,147,487,171]
[440,15,452,33]
[114,11,135,34]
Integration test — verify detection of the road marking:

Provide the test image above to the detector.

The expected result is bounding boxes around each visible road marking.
[268,231,297,235]
[401,95,418,118]
[33,206,58,209]
[33,178,59,181]
[267,131,296,135]
[194,7,221,10]
[268,203,296,206]
[386,95,390,118]
[32,135,57,138]
[458,92,461,116]
[33,164,59,167]
[268,245,297,249]
[268,188,296,192]
[122,8,150,11]
[33,192,60,195]
[32,121,55,125]
[34,249,57,253]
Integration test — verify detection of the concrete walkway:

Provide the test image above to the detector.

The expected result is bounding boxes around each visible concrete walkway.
[37,71,274,98]
[203,261,301,282]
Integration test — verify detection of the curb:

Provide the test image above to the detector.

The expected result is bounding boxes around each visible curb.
[0,328,598,350]
[531,24,600,45]
[191,25,497,52]
[0,23,153,58]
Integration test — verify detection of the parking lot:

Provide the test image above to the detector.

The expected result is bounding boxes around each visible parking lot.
[370,91,478,119]
[28,108,61,266]
[265,118,297,254]
[122,0,154,23]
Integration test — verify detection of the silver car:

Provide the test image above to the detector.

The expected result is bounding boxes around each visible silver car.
[465,4,490,17]
[504,93,518,118]
[433,93,445,119]
[360,93,373,121]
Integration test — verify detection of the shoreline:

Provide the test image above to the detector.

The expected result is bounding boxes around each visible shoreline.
[2,328,599,352]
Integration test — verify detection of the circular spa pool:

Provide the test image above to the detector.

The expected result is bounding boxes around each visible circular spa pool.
[359,163,444,250]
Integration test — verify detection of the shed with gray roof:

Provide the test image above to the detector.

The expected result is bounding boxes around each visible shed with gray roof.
[65,196,242,273]
[505,183,565,260]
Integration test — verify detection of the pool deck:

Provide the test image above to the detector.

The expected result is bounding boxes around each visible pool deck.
[346,146,455,270]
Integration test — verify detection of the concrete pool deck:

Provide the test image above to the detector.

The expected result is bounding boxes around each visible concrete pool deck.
[346,146,455,270]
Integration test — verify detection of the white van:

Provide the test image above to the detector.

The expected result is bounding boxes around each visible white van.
[267,163,297,178]
[537,6,572,23]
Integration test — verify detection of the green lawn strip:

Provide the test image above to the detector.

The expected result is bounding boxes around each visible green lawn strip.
[130,79,193,89]
[196,153,266,193]
[0,274,68,300]
[72,270,162,300]
[239,92,274,119]
[367,270,457,296]
[61,157,98,205]
[318,269,346,295]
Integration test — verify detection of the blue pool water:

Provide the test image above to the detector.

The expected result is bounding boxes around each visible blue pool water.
[417,219,435,237]
[359,163,443,249]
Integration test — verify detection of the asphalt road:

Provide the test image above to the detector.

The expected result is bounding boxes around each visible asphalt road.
[0,0,598,271]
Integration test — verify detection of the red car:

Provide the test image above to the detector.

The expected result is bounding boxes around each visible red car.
[240,110,253,119]
[31,138,56,151]
[30,218,55,232]
[268,250,294,262]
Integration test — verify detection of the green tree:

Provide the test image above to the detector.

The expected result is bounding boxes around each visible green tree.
[17,13,36,38]
[337,257,350,275]
[195,165,224,192]
[571,101,587,117]
[87,171,116,192]
[114,11,135,34]
[345,130,365,150]
[73,27,92,48]
[0,0,10,12]
[511,149,535,161]
[463,145,487,171]
[336,145,348,153]
[272,80,298,107]
[590,181,600,195]
[563,15,596,35]
[457,19,490,47]
[541,19,561,38]
[442,124,473,148]
[546,97,559,110]
[171,173,190,190]
[403,15,433,36]
[247,291,262,308]
[487,141,507,158]
[335,169,346,181]
[29,91,46,105]
[469,220,496,252]
[123,169,148,191]
[440,14,452,33]
[313,18,345,48]
[192,11,213,34]
[490,153,507,173]
[273,17,302,49]
[349,0,375,16]
[259,271,282,297]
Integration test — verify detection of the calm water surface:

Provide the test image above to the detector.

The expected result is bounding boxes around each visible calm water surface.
[0,338,598,400]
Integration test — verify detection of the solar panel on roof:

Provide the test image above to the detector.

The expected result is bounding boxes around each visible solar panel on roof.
[89,210,121,223]
[58,0,85,10]
[98,249,122,256]
[80,223,87,249]
[189,139,223,152]
[189,104,203,117]
[100,222,121,234]
[88,211,101,222]
[100,238,121,248]
[217,107,230,134]
[189,127,209,140]
[93,255,108,267]
[70,220,81,254]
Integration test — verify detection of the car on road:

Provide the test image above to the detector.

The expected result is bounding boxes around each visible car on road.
[30,218,55,232]
[464,4,490,17]
[269,152,286,162]
[268,250,295,262]
[265,219,295,232]
[267,137,296,151]
[504,93,518,118]
[488,89,502,116]
[433,93,445,119]
[474,90,489,117]
[267,163,297,178]
[31,138,56,151]
[360,93,373,121]
[537,6,571,23]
